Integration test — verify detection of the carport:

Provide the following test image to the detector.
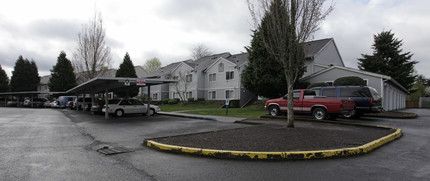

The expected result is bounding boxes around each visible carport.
[66,77,177,119]
[0,91,66,107]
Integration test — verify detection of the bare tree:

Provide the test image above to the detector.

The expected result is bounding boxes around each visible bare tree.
[169,71,192,103]
[247,0,333,127]
[191,43,212,60]
[73,11,112,82]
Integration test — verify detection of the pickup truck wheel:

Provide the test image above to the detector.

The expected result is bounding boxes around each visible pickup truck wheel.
[269,106,280,116]
[115,109,124,117]
[313,108,327,120]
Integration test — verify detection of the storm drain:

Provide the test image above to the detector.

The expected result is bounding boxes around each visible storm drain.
[96,146,131,155]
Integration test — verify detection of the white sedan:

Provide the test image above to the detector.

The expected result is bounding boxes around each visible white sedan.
[102,99,161,117]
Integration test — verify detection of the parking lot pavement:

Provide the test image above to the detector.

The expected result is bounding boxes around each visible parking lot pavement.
[1,107,430,180]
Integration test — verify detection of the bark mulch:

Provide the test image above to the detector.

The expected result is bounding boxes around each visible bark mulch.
[150,120,395,152]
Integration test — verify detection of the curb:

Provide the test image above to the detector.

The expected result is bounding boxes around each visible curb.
[158,112,217,121]
[144,125,402,160]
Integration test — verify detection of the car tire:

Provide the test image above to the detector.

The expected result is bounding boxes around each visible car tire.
[115,109,124,117]
[313,107,327,120]
[269,106,280,116]
[343,109,356,118]
[146,108,155,116]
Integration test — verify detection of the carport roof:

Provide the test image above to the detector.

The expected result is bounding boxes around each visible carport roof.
[66,77,177,94]
[0,91,66,96]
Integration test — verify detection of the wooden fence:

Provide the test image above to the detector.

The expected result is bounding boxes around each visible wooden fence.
[406,101,419,108]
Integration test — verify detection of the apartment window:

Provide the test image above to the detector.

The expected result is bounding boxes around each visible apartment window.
[226,71,234,80]
[208,91,216,100]
[209,73,216,82]
[152,93,158,100]
[218,63,224,72]
[225,90,234,99]
[185,91,192,99]
[186,74,192,82]
[172,92,178,98]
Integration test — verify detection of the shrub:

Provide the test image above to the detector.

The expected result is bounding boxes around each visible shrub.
[187,97,195,102]
[168,98,179,105]
[334,76,366,86]
[197,98,205,101]
[307,82,330,89]
[162,99,169,104]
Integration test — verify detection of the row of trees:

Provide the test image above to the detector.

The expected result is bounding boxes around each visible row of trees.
[0,56,40,93]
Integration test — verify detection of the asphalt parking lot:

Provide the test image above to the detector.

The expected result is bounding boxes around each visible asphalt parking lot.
[0,107,429,180]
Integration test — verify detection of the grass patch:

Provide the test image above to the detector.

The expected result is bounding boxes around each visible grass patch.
[185,104,267,118]
[159,103,220,112]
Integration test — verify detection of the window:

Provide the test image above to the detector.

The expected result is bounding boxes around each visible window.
[226,71,234,80]
[186,74,192,82]
[173,76,178,80]
[152,93,158,100]
[226,90,234,99]
[293,91,301,99]
[364,79,369,86]
[172,92,178,98]
[322,88,336,97]
[208,91,216,100]
[209,73,216,82]
[218,63,224,72]
[185,91,192,99]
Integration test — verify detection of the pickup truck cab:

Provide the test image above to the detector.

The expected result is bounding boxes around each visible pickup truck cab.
[265,89,355,120]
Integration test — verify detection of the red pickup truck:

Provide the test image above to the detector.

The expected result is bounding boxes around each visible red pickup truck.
[265,89,355,120]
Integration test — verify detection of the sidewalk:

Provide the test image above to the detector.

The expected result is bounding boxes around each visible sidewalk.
[158,111,247,123]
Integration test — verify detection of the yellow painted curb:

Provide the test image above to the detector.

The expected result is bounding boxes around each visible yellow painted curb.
[144,127,402,160]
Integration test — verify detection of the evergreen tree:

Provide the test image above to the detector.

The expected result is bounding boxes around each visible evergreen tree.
[115,52,139,98]
[49,51,77,91]
[358,30,417,90]
[10,56,40,92]
[242,29,288,98]
[0,65,9,92]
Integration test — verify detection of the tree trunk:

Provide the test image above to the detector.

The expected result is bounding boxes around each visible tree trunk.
[286,75,294,128]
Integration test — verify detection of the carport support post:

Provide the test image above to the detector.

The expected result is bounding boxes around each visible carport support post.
[82,91,85,112]
[147,85,151,116]
[105,87,109,119]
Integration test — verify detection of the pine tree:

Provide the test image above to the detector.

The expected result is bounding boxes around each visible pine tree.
[242,29,288,98]
[358,30,417,90]
[0,65,9,92]
[49,51,77,91]
[10,56,40,92]
[29,60,40,91]
[115,52,139,98]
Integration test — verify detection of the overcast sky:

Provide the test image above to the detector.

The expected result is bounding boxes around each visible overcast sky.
[1,0,429,79]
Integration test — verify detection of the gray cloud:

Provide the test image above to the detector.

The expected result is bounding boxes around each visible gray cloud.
[29,19,80,41]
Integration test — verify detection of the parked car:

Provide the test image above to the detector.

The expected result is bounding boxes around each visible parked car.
[50,101,59,108]
[23,98,49,108]
[91,99,110,114]
[7,100,18,107]
[265,89,355,120]
[58,96,77,108]
[102,99,160,117]
[311,86,382,118]
[73,97,93,110]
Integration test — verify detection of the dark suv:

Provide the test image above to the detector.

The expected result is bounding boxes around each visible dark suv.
[311,86,382,118]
